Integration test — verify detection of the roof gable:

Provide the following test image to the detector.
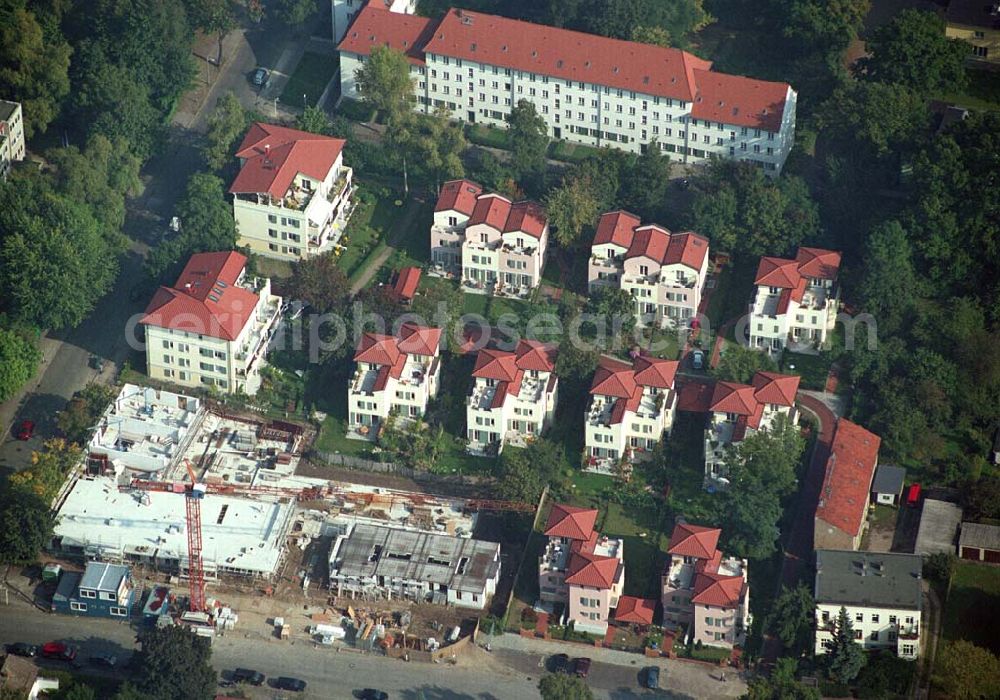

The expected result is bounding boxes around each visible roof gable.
[614,595,656,624]
[544,503,598,540]
[514,340,557,371]
[565,551,622,589]
[709,382,757,415]
[754,256,801,288]
[229,122,345,199]
[593,210,640,248]
[625,226,670,263]
[691,69,789,132]
[633,356,679,389]
[751,371,800,407]
[503,201,547,238]
[795,247,842,281]
[691,572,745,607]
[397,323,442,356]
[668,522,721,559]
[436,178,483,215]
[354,333,402,366]
[472,348,520,381]
[337,4,436,64]
[469,193,512,231]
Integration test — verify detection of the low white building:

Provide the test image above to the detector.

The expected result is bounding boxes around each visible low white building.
[584,354,679,473]
[0,100,25,181]
[431,179,549,298]
[467,340,558,453]
[348,323,443,439]
[141,251,282,395]
[815,550,922,659]
[748,247,842,354]
[588,211,710,329]
[229,122,354,261]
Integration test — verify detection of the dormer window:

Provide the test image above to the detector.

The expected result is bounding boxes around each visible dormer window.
[639,265,649,276]
[480,232,488,243]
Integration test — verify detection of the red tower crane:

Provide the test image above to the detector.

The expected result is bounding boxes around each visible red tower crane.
[182,459,207,613]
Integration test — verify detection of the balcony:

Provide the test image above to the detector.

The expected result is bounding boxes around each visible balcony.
[591,255,622,269]
[468,383,498,410]
[351,367,380,396]
[501,242,536,256]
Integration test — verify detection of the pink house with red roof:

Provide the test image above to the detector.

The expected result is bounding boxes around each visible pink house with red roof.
[705,371,800,484]
[229,122,354,261]
[584,354,680,473]
[338,7,797,173]
[348,323,443,439]
[466,339,558,453]
[748,246,842,354]
[431,179,549,298]
[539,504,625,635]
[814,418,881,551]
[141,251,282,395]
[661,522,749,649]
[588,211,710,329]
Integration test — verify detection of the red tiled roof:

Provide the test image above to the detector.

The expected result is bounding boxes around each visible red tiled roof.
[337,4,436,65]
[593,211,641,248]
[544,503,598,540]
[590,357,638,398]
[676,379,715,413]
[141,251,259,341]
[625,225,671,263]
[354,333,402,366]
[694,548,723,574]
[472,348,519,381]
[668,523,721,560]
[392,267,422,301]
[815,419,881,537]
[229,123,345,199]
[709,382,757,416]
[751,371,800,407]
[754,256,801,288]
[514,339,557,371]
[614,596,656,625]
[795,247,842,281]
[565,551,622,589]
[633,356,679,389]
[663,232,710,271]
[691,572,745,608]
[469,193,512,231]
[504,201,547,239]
[397,322,441,356]
[436,179,483,215]
[691,69,789,132]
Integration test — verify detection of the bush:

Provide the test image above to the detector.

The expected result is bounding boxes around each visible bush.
[819,681,851,697]
[923,552,955,585]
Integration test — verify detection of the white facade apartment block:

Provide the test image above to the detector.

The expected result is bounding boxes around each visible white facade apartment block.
[338,8,797,174]
[331,0,417,45]
[0,100,25,181]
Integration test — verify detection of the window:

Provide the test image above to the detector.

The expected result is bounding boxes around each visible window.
[901,644,914,656]
[111,606,128,617]
[973,46,989,58]
[870,630,879,641]
[70,601,88,612]
[101,591,116,601]
[889,615,897,624]
[79,589,97,599]
[268,214,277,223]
[854,630,863,640]
[871,614,880,623]
[855,612,863,623]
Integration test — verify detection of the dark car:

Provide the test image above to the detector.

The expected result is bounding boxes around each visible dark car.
[6,643,38,657]
[644,666,660,689]
[232,668,265,686]
[41,642,77,661]
[88,653,117,668]
[275,677,307,692]
[550,653,570,674]
[573,657,592,678]
[691,349,705,370]
[251,67,270,89]
[358,690,389,700]
[15,420,35,441]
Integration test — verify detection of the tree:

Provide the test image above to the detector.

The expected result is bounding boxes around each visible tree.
[715,345,777,384]
[0,489,54,564]
[583,287,637,342]
[546,174,602,247]
[0,326,41,403]
[0,0,72,136]
[825,606,866,685]
[405,107,467,191]
[133,625,217,700]
[273,0,317,25]
[507,99,549,189]
[965,475,1000,523]
[355,45,414,122]
[110,684,144,700]
[631,25,672,47]
[554,341,600,384]
[548,0,711,48]
[856,220,918,336]
[855,651,917,700]
[745,658,821,700]
[932,640,1000,700]
[57,383,116,445]
[857,10,967,95]
[782,0,869,56]
[618,143,671,222]
[183,0,238,63]
[287,252,349,314]
[769,585,815,657]
[496,440,562,504]
[10,439,82,501]
[203,93,249,170]
[296,104,334,136]
[59,683,97,700]
[538,672,594,700]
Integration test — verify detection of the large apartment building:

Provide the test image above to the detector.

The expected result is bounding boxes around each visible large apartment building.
[348,323,443,439]
[748,247,842,354]
[141,251,282,395]
[539,504,625,635]
[431,179,549,297]
[0,100,25,181]
[229,123,354,261]
[331,0,417,45]
[588,211,710,328]
[814,418,881,551]
[704,371,800,484]
[661,522,749,649]
[584,354,679,474]
[338,6,797,173]
[467,340,558,454]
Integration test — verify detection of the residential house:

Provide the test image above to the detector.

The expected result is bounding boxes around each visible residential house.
[871,464,906,506]
[946,0,1000,65]
[339,7,797,173]
[431,179,549,297]
[229,123,354,261]
[391,266,421,304]
[0,100,25,181]
[584,354,679,473]
[466,340,558,453]
[661,522,750,649]
[348,323,443,439]
[141,251,283,395]
[51,562,135,619]
[814,550,922,659]
[704,371,800,484]
[0,656,59,700]
[587,211,710,329]
[331,0,417,44]
[814,419,881,551]
[538,504,625,635]
[958,522,1000,563]
[748,247,842,354]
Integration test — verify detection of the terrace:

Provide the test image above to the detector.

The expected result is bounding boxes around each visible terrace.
[587,396,616,427]
[467,382,499,410]
[798,283,831,311]
[751,288,783,318]
[539,538,571,575]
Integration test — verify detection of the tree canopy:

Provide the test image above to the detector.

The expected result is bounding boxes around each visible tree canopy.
[769,585,815,658]
[203,93,251,171]
[507,99,549,192]
[0,326,41,403]
[824,606,866,685]
[133,625,217,700]
[355,45,414,123]
[538,671,594,700]
[714,345,778,384]
[933,640,1000,700]
[0,488,53,564]
[287,252,350,315]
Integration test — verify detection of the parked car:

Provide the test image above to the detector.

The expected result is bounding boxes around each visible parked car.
[41,642,77,662]
[573,657,592,678]
[15,419,35,441]
[274,677,307,692]
[251,67,270,89]
[691,349,706,370]
[644,666,660,689]
[232,668,265,686]
[358,690,389,700]
[5,643,38,657]
[550,653,570,673]
[88,654,117,668]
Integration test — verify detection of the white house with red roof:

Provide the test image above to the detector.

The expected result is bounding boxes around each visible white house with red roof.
[588,211,710,329]
[430,179,549,297]
[466,340,557,453]
[331,0,416,45]
[584,354,680,473]
[748,247,842,354]
[338,7,797,173]
[229,122,354,261]
[141,251,282,395]
[348,323,443,439]
[539,504,625,635]
[814,418,881,551]
[661,522,749,649]
[704,371,800,484]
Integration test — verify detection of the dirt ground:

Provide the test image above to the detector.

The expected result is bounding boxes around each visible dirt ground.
[863,505,898,552]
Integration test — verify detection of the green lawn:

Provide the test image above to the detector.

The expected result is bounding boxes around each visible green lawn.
[935,69,1000,112]
[662,414,717,524]
[780,351,834,391]
[389,202,434,269]
[942,561,1000,654]
[465,124,510,149]
[280,51,338,107]
[336,97,376,122]
[462,293,489,316]
[548,140,605,164]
